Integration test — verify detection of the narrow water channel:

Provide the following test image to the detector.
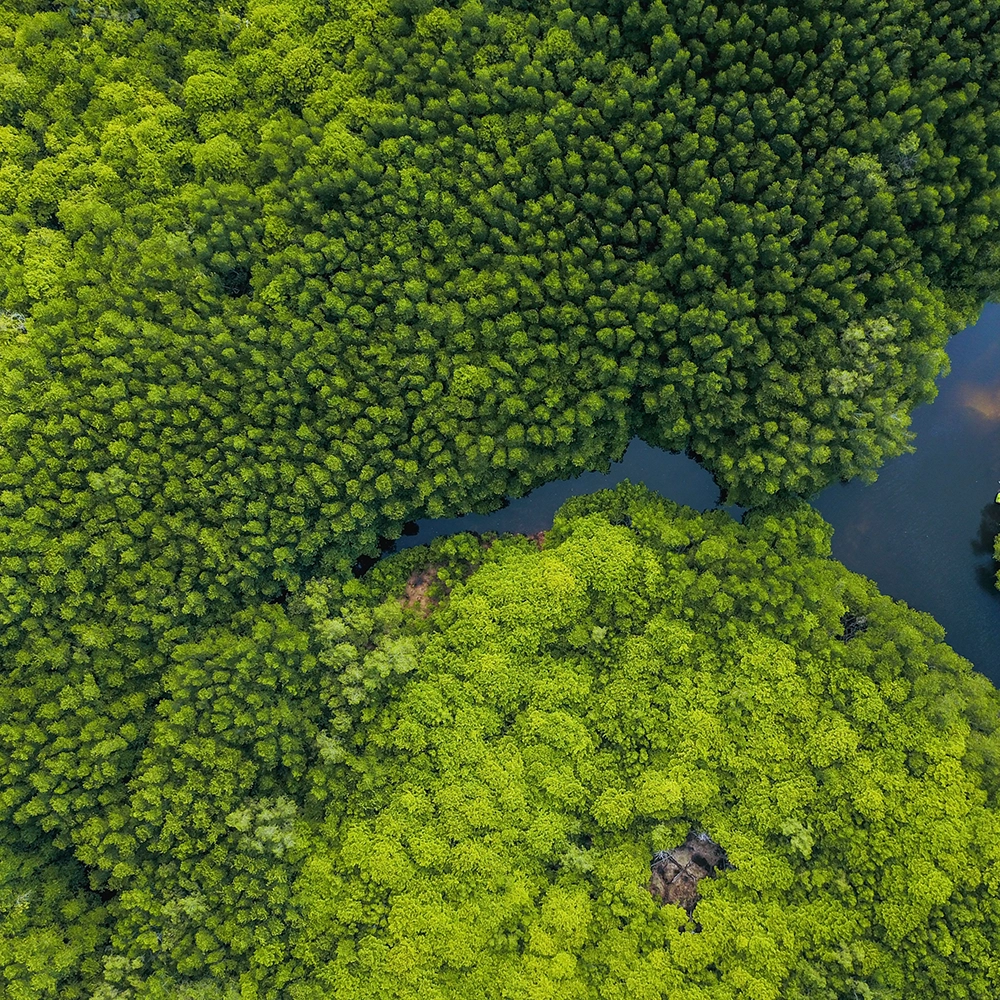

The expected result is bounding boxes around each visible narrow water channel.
[394,304,1000,684]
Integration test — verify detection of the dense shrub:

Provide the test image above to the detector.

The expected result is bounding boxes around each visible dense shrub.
[2,0,1000,993]
[8,484,1000,997]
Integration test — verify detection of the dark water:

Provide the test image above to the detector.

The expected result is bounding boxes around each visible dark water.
[393,441,738,547]
[395,304,1000,683]
[814,303,1000,683]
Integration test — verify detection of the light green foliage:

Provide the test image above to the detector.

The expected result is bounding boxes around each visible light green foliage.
[8,485,997,997]
[281,485,1000,999]
[1,0,1000,995]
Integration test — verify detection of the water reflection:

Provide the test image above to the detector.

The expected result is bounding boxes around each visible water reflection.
[971,501,1000,559]
[971,502,1000,595]
[391,440,743,555]
[958,384,1000,422]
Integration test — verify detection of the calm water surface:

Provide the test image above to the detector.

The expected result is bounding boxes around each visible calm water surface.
[815,303,1000,683]
[396,304,1000,683]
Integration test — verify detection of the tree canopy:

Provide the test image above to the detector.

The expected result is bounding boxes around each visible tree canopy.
[3,1,1000,996]
[3,0,1000,872]
[5,484,1000,998]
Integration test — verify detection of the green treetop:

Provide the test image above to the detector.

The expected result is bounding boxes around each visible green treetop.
[12,483,998,998]
[1,2,1000,991]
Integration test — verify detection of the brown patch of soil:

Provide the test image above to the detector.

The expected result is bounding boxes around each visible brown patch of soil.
[400,533,544,616]
[400,565,448,616]
[524,530,545,549]
[648,831,730,915]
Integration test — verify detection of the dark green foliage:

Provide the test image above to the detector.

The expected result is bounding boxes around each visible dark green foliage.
[2,0,1000,995]
[2,0,999,641]
[0,839,108,998]
[10,484,999,997]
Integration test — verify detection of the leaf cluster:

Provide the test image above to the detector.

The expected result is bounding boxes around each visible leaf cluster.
[5,485,1000,997]
[1,0,1000,994]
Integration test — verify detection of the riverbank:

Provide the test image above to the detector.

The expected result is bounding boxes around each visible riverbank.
[387,304,1000,683]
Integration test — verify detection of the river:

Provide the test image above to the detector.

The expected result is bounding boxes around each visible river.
[393,303,1000,684]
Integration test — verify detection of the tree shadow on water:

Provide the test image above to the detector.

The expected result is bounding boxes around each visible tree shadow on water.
[972,501,1000,596]
[972,501,1000,556]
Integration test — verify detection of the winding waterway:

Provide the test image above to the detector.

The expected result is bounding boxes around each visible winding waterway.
[395,303,1000,684]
